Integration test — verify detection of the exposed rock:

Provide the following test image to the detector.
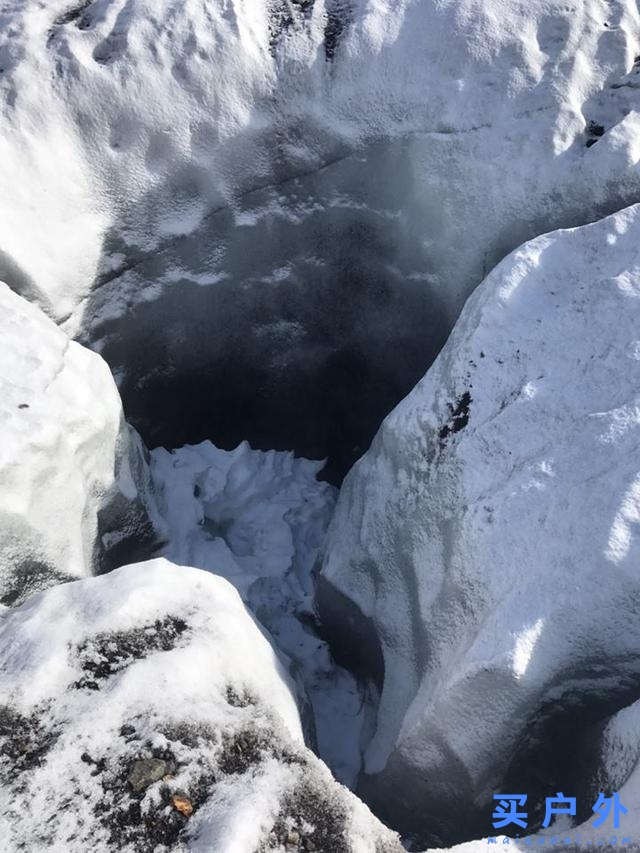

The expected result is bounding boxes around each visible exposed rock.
[0,558,402,852]
[0,283,160,607]
[128,758,173,793]
[319,204,640,847]
[170,793,193,817]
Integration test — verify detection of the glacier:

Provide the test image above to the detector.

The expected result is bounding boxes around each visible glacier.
[2,0,640,850]
[0,281,158,606]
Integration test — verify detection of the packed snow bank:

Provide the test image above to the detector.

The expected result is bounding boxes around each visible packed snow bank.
[4,0,640,477]
[151,441,335,599]
[319,203,640,848]
[0,282,158,607]
[0,558,402,852]
[151,440,366,786]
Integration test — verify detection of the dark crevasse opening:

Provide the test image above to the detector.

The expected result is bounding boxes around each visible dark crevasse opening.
[95,263,447,485]
[80,141,452,484]
[500,662,640,834]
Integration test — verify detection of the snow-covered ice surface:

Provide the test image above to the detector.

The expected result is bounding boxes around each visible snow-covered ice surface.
[0,558,403,852]
[5,0,640,847]
[319,202,640,848]
[150,440,365,786]
[0,282,158,607]
[3,0,640,322]
[150,442,335,599]
[4,0,640,477]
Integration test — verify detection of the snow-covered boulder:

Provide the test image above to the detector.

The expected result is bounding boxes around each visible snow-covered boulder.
[0,282,158,606]
[3,0,640,476]
[0,558,402,852]
[318,203,640,847]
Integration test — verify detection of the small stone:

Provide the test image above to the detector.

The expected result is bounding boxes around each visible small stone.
[286,829,300,847]
[127,757,169,793]
[171,794,193,817]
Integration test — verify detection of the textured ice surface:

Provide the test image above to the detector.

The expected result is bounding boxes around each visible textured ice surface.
[151,441,336,597]
[151,440,365,786]
[0,558,403,852]
[320,203,640,847]
[4,0,640,844]
[0,282,158,607]
[3,0,640,319]
[4,0,640,477]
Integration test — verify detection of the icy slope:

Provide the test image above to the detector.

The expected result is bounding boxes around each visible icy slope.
[0,558,403,853]
[0,282,158,607]
[319,202,640,847]
[3,0,640,476]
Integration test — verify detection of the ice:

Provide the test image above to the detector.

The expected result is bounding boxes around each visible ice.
[319,202,640,847]
[0,282,158,607]
[151,439,365,786]
[3,0,640,845]
[150,440,334,596]
[4,0,640,478]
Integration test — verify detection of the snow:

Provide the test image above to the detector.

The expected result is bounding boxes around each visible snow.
[4,0,640,477]
[0,558,402,852]
[0,282,157,606]
[150,439,365,786]
[150,440,334,597]
[319,202,640,848]
[4,0,640,846]
[2,0,640,326]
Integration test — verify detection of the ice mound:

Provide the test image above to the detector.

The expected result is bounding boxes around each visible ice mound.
[0,558,402,852]
[3,0,640,477]
[150,440,336,598]
[319,203,640,847]
[0,282,158,607]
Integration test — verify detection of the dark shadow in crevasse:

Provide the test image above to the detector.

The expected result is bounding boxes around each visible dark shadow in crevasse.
[93,258,447,484]
[78,136,450,484]
[80,158,449,484]
[501,659,640,834]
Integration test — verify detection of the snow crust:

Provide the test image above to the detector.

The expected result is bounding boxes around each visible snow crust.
[320,202,640,847]
[0,282,157,606]
[0,558,402,852]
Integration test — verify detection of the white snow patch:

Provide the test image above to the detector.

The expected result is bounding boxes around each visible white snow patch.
[512,618,544,679]
[150,440,364,785]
